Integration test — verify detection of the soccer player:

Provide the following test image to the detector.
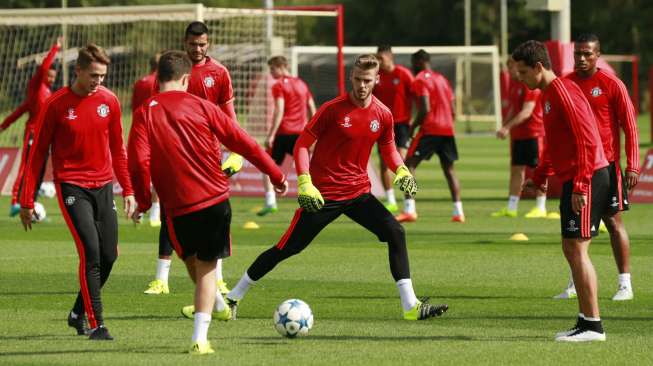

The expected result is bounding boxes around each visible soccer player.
[555,33,639,301]
[19,44,136,340]
[396,49,464,223]
[128,50,287,355]
[257,55,316,216]
[1,36,61,217]
[225,54,448,322]
[492,56,553,218]
[131,52,163,228]
[514,40,610,342]
[143,21,240,296]
[373,45,414,213]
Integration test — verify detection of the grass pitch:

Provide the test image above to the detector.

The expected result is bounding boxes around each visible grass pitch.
[1,118,652,365]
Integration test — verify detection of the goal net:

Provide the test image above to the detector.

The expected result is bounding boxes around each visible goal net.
[292,45,502,133]
[0,4,337,146]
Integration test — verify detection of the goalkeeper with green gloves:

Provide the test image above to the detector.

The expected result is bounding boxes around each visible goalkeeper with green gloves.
[225,54,448,321]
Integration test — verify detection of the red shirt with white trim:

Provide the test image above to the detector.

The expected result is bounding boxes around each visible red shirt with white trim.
[533,78,608,194]
[412,69,455,136]
[565,69,640,173]
[131,72,157,112]
[373,64,414,124]
[305,95,394,201]
[20,86,133,208]
[128,91,284,217]
[271,76,312,135]
[187,56,234,106]
[507,81,544,140]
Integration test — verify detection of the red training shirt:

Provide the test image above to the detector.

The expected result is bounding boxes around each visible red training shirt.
[271,75,313,135]
[187,56,234,106]
[565,69,639,173]
[373,64,414,124]
[20,86,133,209]
[412,69,455,136]
[507,81,544,140]
[305,95,395,201]
[1,42,60,132]
[128,91,284,217]
[533,78,608,194]
[131,72,157,113]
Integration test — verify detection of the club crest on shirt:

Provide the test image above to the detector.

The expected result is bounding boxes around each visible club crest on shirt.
[393,78,400,85]
[65,108,77,120]
[204,76,215,88]
[544,101,551,114]
[341,116,352,128]
[65,196,75,206]
[97,104,110,118]
[567,219,578,232]
[591,86,602,97]
[370,119,380,132]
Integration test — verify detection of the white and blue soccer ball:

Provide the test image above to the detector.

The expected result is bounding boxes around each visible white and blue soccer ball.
[32,202,47,222]
[273,299,313,338]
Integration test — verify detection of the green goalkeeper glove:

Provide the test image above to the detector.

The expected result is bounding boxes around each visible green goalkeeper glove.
[221,153,244,177]
[393,165,418,198]
[297,174,324,212]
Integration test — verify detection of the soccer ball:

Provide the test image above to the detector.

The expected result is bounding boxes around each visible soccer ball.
[38,182,56,198]
[32,202,47,222]
[273,299,313,338]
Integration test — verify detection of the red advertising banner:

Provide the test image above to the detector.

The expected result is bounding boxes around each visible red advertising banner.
[630,148,653,203]
[0,148,20,195]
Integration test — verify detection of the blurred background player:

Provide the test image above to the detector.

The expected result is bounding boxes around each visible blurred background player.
[396,49,464,223]
[143,21,241,296]
[373,45,414,213]
[131,52,162,227]
[226,54,448,322]
[257,55,316,216]
[131,52,177,296]
[492,56,555,219]
[19,44,136,340]
[1,36,62,217]
[555,33,639,301]
[128,50,287,354]
[515,40,610,342]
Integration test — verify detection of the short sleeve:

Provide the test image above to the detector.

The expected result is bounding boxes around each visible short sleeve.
[412,78,429,97]
[218,69,234,105]
[271,81,283,100]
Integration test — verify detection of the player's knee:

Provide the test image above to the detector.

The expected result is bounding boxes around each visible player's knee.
[275,245,303,259]
[603,215,619,232]
[383,220,406,245]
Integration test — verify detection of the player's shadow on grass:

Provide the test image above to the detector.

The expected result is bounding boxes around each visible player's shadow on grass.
[0,334,76,341]
[108,314,182,321]
[241,335,474,343]
[0,346,176,357]
[319,294,545,300]
[0,291,77,296]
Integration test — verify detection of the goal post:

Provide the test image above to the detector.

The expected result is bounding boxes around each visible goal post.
[291,45,502,133]
[0,4,338,147]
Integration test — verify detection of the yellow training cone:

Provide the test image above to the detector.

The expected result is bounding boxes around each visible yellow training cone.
[243,221,260,229]
[510,233,529,241]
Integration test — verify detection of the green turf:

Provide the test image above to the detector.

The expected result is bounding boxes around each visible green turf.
[1,119,652,365]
